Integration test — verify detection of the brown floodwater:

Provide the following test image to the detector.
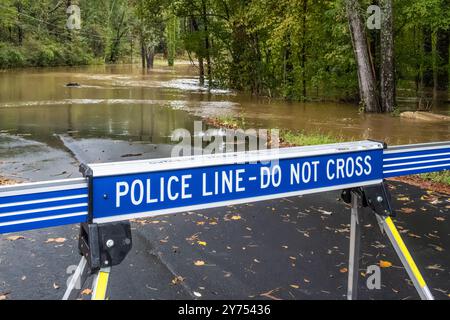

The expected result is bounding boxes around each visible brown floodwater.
[0,63,448,150]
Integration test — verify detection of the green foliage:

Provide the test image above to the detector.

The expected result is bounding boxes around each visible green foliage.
[420,171,450,185]
[0,44,25,68]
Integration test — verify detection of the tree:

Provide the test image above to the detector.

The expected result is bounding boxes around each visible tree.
[380,0,395,112]
[345,0,380,112]
[134,0,166,69]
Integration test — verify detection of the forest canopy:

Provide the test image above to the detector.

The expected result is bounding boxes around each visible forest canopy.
[0,0,449,112]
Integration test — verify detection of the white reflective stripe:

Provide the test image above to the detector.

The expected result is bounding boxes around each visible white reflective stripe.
[0,184,88,198]
[0,194,88,209]
[383,152,450,162]
[0,203,88,218]
[94,179,383,224]
[383,157,450,168]
[422,285,434,300]
[385,142,450,154]
[383,163,450,174]
[0,212,88,227]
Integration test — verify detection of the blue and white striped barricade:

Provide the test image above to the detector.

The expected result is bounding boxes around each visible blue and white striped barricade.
[383,141,450,177]
[1,140,449,234]
[0,178,88,234]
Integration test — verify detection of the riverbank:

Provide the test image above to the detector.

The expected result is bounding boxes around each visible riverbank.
[205,116,450,194]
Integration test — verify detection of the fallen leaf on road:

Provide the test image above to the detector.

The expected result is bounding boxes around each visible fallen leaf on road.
[194,260,205,266]
[186,233,200,242]
[171,276,185,285]
[6,235,24,241]
[429,244,444,252]
[426,264,444,271]
[397,197,410,201]
[340,268,348,273]
[81,288,92,295]
[197,241,207,246]
[290,284,300,289]
[380,260,393,268]
[260,288,282,300]
[401,208,415,214]
[231,215,241,220]
[45,238,66,243]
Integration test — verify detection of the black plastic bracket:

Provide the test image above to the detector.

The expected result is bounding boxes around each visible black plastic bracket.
[78,221,133,273]
[341,182,395,217]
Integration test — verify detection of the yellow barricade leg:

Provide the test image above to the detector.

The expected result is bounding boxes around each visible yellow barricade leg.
[376,215,434,300]
[91,267,111,300]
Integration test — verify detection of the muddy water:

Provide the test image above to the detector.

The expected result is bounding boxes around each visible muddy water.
[0,63,449,181]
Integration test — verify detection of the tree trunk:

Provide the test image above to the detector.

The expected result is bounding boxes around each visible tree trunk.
[141,40,146,69]
[146,46,154,69]
[346,0,380,112]
[301,0,307,98]
[436,30,449,92]
[190,16,205,85]
[380,0,395,112]
[201,0,212,87]
[198,56,205,86]
[422,27,433,88]
[15,2,24,45]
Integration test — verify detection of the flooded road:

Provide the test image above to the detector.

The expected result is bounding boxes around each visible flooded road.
[0,63,449,181]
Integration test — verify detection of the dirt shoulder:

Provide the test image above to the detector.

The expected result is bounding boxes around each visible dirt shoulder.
[388,176,450,196]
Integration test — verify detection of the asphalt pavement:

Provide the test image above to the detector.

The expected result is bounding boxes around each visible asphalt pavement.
[1,181,448,300]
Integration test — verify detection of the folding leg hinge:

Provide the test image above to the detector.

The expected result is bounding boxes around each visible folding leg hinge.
[79,221,133,273]
[341,181,394,218]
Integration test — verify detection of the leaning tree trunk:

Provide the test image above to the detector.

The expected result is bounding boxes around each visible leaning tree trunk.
[436,30,449,92]
[380,0,395,112]
[201,0,212,88]
[146,46,155,69]
[346,0,380,112]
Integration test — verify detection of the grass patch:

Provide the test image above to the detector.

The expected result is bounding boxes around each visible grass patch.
[213,115,247,128]
[419,171,450,185]
[280,130,345,146]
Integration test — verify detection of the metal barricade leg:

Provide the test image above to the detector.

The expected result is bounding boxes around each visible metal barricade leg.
[375,215,434,300]
[62,256,89,300]
[347,191,361,300]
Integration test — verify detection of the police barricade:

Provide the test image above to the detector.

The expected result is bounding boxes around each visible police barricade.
[1,140,449,300]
